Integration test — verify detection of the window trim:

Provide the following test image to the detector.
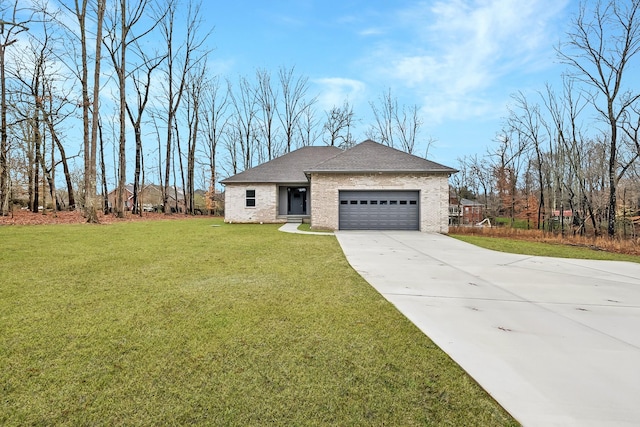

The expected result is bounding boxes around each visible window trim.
[245,189,256,208]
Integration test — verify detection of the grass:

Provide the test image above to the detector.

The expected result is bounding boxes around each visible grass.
[297,223,332,233]
[0,219,517,426]
[451,233,640,263]
[493,217,530,229]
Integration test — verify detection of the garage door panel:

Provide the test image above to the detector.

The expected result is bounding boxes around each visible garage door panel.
[339,190,419,230]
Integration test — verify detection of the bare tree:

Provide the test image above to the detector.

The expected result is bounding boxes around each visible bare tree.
[10,26,46,213]
[126,43,164,215]
[323,100,356,148]
[104,0,158,218]
[540,79,602,235]
[0,1,29,214]
[278,66,314,152]
[58,0,106,221]
[395,104,422,154]
[451,156,475,225]
[158,0,209,213]
[38,96,77,212]
[89,0,106,218]
[183,64,206,214]
[367,88,423,154]
[508,91,547,228]
[27,5,79,212]
[367,88,396,147]
[228,75,258,171]
[298,104,319,147]
[11,24,77,213]
[255,68,279,162]
[558,0,640,237]
[621,102,640,163]
[222,124,239,175]
[201,75,229,209]
[468,153,496,216]
[491,129,529,226]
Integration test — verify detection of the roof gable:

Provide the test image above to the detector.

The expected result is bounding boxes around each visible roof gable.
[305,140,457,174]
[221,146,342,184]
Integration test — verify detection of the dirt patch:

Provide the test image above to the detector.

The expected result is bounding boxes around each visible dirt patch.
[0,210,203,226]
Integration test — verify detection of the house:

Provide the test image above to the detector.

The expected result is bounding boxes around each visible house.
[220,140,457,232]
[449,197,484,225]
[141,184,186,213]
[107,184,135,211]
[107,184,186,213]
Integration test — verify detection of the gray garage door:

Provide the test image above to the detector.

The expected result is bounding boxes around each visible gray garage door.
[339,190,419,230]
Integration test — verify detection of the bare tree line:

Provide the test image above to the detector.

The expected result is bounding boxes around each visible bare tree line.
[0,0,426,221]
[5,0,637,239]
[453,0,640,238]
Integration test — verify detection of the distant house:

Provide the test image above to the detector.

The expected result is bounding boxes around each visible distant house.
[552,209,573,219]
[107,185,135,211]
[449,197,484,226]
[142,185,185,213]
[107,184,185,213]
[220,140,457,232]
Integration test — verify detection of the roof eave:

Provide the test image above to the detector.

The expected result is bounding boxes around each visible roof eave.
[220,179,310,185]
[305,169,457,174]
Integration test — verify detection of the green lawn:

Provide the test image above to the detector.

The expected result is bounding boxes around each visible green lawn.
[451,234,640,263]
[297,223,332,233]
[493,217,531,229]
[1,219,517,426]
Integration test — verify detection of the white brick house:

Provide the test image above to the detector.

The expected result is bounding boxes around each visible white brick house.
[221,140,456,232]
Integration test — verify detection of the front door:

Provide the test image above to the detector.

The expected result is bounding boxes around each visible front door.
[288,187,307,215]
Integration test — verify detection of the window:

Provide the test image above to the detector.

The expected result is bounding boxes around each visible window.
[350,200,358,205]
[409,200,417,205]
[370,200,378,205]
[340,200,348,205]
[380,200,388,205]
[360,200,368,205]
[246,189,256,207]
[400,200,407,205]
[390,200,398,205]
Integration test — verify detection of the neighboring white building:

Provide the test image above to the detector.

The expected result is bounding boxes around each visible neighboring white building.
[221,140,457,232]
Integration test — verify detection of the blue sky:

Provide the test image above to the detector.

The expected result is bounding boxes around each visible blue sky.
[206,0,573,167]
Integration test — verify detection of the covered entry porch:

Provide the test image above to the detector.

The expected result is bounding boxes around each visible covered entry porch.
[277,186,310,219]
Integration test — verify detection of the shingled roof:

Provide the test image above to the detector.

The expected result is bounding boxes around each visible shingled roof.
[220,146,342,184]
[221,140,456,184]
[305,140,457,174]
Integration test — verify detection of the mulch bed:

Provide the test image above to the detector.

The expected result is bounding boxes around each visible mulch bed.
[0,210,195,225]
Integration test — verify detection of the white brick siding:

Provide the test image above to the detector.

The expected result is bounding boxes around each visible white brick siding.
[309,173,450,232]
[224,183,284,223]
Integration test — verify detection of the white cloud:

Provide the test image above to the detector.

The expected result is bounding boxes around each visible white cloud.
[364,0,570,123]
[358,27,385,37]
[313,77,367,110]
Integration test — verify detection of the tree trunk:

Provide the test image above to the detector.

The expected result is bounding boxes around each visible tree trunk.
[87,0,106,221]
[607,122,617,237]
[39,107,76,210]
[99,120,109,214]
[32,122,41,212]
[175,125,186,213]
[133,127,142,215]
[0,42,10,215]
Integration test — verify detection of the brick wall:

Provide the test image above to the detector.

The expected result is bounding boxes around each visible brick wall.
[224,183,284,223]
[309,173,450,232]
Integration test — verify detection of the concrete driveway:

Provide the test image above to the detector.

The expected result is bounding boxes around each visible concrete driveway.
[335,231,640,427]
